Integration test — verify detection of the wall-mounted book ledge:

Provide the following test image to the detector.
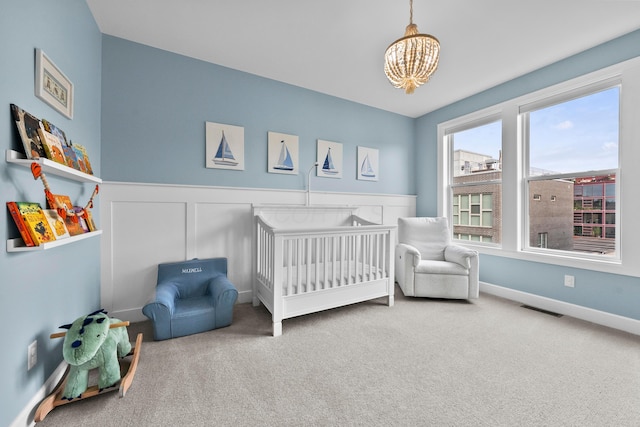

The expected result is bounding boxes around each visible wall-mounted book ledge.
[6,230,102,252]
[6,149,102,184]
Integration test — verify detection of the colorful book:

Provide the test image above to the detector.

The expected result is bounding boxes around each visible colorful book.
[15,202,56,245]
[62,143,80,169]
[10,104,47,159]
[42,119,78,169]
[71,143,87,173]
[85,209,97,232]
[73,206,91,233]
[72,143,93,175]
[42,209,70,240]
[6,202,36,247]
[38,128,67,165]
[49,194,85,236]
[41,119,68,145]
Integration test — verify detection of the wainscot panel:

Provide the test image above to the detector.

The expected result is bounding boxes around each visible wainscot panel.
[100,182,416,321]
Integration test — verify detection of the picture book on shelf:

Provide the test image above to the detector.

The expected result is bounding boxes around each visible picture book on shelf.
[6,202,36,247]
[38,128,67,165]
[41,119,68,145]
[73,206,90,233]
[15,202,56,245]
[42,118,78,169]
[10,104,46,159]
[71,143,87,173]
[85,209,97,232]
[42,209,70,240]
[72,143,93,174]
[62,143,79,169]
[49,194,85,236]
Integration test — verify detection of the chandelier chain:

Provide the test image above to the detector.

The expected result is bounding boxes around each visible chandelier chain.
[409,0,414,25]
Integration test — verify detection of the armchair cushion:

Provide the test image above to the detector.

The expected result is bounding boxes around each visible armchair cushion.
[398,217,450,261]
[142,258,238,340]
[415,260,469,275]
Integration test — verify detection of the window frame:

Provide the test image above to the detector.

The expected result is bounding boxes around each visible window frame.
[520,80,621,261]
[437,56,640,277]
[444,113,503,248]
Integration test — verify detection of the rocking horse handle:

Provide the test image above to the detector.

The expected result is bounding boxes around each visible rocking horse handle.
[49,321,130,339]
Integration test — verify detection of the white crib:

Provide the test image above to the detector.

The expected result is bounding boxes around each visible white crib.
[252,205,396,336]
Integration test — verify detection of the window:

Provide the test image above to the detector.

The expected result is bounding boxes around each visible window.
[438,58,640,274]
[453,193,493,227]
[522,84,619,257]
[538,232,548,248]
[447,119,502,245]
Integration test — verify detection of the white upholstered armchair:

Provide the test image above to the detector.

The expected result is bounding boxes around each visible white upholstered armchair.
[395,217,479,299]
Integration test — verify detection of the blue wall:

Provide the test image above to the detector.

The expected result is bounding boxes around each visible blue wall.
[0,2,101,426]
[415,29,640,320]
[101,36,415,195]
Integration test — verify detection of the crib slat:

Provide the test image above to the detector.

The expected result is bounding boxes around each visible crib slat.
[324,237,330,288]
[368,233,373,281]
[375,233,380,280]
[306,238,312,292]
[380,234,384,277]
[356,234,362,283]
[340,235,345,286]
[268,231,274,287]
[297,238,303,293]
[315,237,320,290]
[331,235,337,287]
[286,240,293,296]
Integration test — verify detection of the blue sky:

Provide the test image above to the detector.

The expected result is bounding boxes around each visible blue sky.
[453,87,619,175]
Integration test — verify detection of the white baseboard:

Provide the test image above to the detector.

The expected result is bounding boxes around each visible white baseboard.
[480,282,640,336]
[11,361,67,427]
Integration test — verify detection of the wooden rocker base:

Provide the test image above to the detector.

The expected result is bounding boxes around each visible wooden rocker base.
[34,332,143,423]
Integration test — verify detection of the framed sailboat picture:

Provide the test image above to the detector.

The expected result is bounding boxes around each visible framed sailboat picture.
[268,131,299,175]
[316,139,343,179]
[205,122,245,170]
[357,146,379,181]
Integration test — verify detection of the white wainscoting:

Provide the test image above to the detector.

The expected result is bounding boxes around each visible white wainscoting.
[100,182,416,322]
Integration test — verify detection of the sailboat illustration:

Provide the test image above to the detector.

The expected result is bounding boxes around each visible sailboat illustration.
[360,154,376,178]
[274,140,294,171]
[213,131,238,166]
[322,147,339,175]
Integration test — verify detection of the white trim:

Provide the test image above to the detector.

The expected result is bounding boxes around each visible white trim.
[480,282,640,336]
[10,362,66,427]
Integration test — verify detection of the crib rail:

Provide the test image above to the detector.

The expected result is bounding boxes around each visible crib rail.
[255,213,395,297]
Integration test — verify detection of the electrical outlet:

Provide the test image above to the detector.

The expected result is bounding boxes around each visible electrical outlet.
[28,340,37,371]
[564,275,575,288]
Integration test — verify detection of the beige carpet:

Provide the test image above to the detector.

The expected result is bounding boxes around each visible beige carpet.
[36,286,640,426]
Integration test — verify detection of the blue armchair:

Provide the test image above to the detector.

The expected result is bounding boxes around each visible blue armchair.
[142,258,238,340]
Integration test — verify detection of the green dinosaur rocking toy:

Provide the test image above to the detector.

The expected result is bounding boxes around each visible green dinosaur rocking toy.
[59,309,131,400]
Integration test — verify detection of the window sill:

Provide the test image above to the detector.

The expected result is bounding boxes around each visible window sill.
[459,242,630,276]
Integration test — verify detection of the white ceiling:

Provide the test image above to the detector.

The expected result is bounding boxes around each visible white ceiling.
[86,0,640,118]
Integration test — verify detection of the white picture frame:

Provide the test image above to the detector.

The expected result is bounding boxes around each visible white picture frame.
[316,139,343,179]
[35,49,74,119]
[357,146,379,181]
[205,122,245,170]
[268,132,299,175]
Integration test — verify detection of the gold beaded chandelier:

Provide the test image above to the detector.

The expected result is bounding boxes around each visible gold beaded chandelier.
[384,0,440,94]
